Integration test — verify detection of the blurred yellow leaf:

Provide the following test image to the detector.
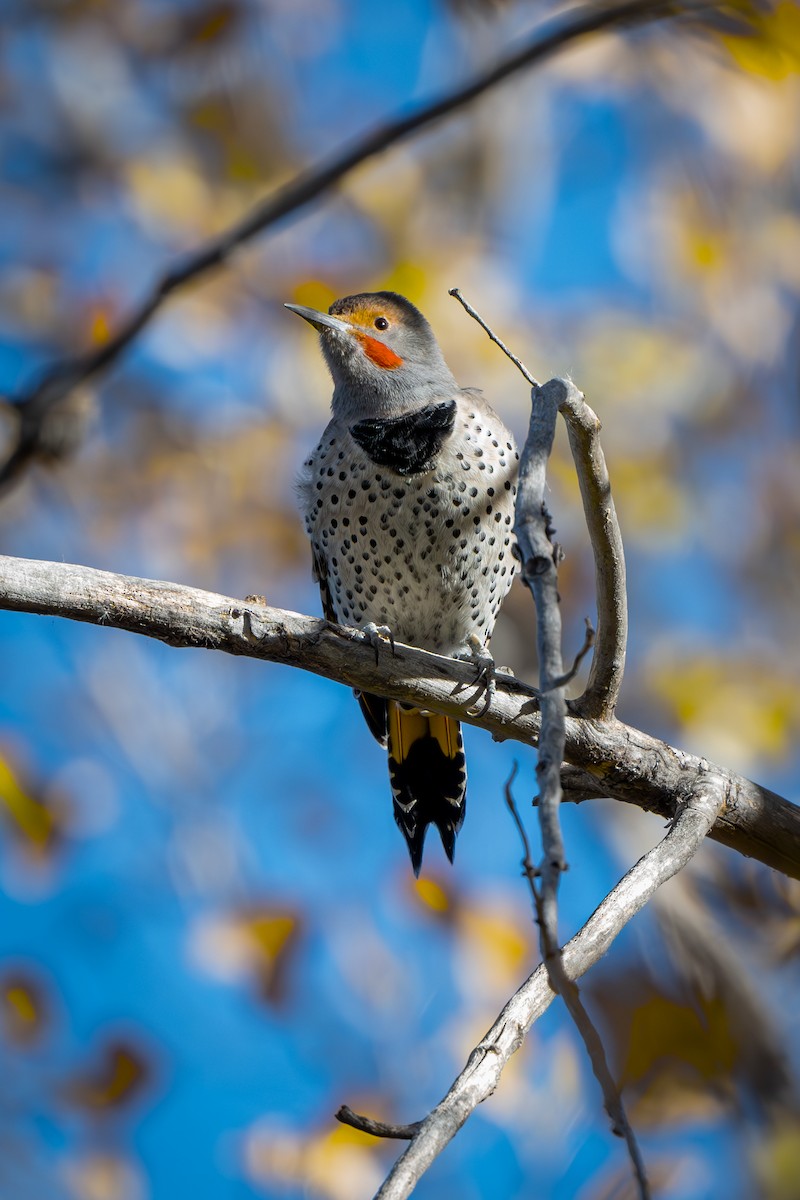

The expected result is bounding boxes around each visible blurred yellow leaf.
[88,306,113,347]
[413,875,452,916]
[722,2,800,79]
[647,653,800,770]
[61,1039,152,1113]
[458,903,530,993]
[0,755,60,853]
[0,970,48,1046]
[190,904,301,1005]
[610,456,690,538]
[622,992,738,1118]
[125,152,239,239]
[380,261,429,308]
[243,1118,384,1200]
[589,960,785,1129]
[290,279,338,314]
[245,909,300,1002]
[752,1117,800,1200]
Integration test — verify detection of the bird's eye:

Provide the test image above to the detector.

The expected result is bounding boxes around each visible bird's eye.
[374,316,389,331]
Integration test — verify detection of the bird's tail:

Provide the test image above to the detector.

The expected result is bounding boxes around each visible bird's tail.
[387,703,467,875]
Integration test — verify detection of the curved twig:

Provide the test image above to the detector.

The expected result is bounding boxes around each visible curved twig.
[557,383,628,718]
[335,1106,422,1141]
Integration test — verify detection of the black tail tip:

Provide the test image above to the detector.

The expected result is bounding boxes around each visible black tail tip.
[395,805,464,876]
[388,724,467,873]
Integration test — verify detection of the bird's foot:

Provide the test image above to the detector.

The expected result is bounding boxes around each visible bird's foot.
[456,635,496,717]
[361,622,396,665]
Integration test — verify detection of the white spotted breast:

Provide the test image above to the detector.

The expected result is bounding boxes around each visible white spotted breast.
[298,393,519,654]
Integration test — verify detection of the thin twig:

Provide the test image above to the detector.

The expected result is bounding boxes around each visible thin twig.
[448,289,539,387]
[374,779,725,1199]
[335,1106,422,1141]
[545,617,596,692]
[2,0,697,494]
[504,762,536,880]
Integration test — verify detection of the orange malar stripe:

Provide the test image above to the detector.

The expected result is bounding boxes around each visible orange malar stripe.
[355,332,403,370]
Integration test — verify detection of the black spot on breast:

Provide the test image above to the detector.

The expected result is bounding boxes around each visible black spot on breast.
[350,400,457,476]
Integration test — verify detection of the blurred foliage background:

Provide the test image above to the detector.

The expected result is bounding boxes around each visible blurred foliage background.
[1,1,800,1197]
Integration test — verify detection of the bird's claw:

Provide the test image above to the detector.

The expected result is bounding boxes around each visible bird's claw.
[361,622,396,665]
[457,635,496,717]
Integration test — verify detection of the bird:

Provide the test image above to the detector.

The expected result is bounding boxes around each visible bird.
[288,291,519,873]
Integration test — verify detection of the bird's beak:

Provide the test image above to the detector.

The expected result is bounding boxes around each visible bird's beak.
[284,303,352,335]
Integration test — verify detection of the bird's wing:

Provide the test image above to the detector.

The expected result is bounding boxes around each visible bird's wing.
[311,543,388,746]
[310,545,337,624]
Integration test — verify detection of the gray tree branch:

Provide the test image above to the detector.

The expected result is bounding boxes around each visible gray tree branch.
[373,776,725,1199]
[513,380,648,1197]
[557,382,628,718]
[0,553,797,877]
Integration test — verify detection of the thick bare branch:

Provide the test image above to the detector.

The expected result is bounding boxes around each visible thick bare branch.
[1,553,798,878]
[373,777,725,1199]
[2,0,697,494]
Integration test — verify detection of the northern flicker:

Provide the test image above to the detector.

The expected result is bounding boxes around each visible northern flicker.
[288,292,519,873]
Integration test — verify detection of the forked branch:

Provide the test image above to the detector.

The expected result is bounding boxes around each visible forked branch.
[373,777,724,1198]
[449,292,627,718]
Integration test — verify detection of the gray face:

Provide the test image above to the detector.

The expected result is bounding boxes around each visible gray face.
[285,291,457,421]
